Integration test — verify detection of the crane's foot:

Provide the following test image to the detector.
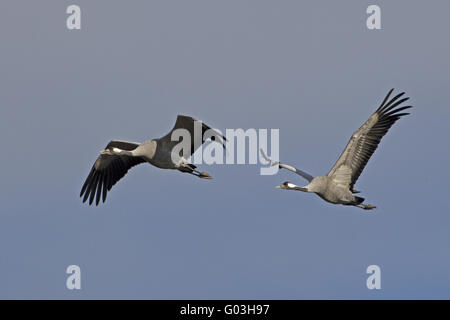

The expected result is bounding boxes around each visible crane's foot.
[358,204,376,210]
[180,165,213,179]
[198,171,212,179]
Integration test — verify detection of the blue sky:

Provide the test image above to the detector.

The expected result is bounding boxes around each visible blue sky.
[1,0,449,299]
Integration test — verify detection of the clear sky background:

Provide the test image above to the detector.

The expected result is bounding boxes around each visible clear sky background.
[1,0,449,299]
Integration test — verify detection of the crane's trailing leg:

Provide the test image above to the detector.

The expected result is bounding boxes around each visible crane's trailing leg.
[356,203,377,210]
[187,166,212,179]
[197,171,212,179]
[176,157,212,179]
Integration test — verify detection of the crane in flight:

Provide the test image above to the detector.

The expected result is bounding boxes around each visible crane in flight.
[261,89,412,210]
[80,115,225,205]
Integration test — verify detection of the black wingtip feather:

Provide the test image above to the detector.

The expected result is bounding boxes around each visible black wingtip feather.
[88,173,99,205]
[80,169,94,197]
[102,179,108,203]
[384,105,412,116]
[394,112,410,117]
[378,88,394,109]
[95,176,102,206]
[382,92,406,111]
[83,171,97,203]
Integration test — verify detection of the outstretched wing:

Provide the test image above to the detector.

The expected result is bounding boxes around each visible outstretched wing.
[158,115,226,158]
[327,89,412,191]
[260,149,314,182]
[80,140,145,205]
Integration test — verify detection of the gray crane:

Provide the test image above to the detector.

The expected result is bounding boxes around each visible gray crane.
[261,89,412,210]
[80,115,225,205]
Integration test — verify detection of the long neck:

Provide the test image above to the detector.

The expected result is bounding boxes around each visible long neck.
[286,183,309,192]
[292,186,309,192]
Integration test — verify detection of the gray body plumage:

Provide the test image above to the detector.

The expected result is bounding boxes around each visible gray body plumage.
[265,89,412,210]
[306,176,356,205]
[81,115,225,205]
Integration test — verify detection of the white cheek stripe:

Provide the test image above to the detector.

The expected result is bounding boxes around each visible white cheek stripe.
[113,147,122,153]
[287,183,296,188]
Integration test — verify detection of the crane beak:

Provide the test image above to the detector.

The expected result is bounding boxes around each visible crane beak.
[275,185,285,189]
